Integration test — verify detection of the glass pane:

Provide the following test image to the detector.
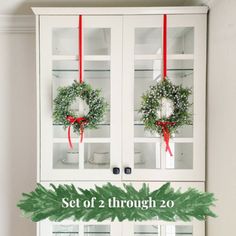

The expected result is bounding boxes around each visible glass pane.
[52,28,110,55]
[134,126,160,138]
[167,59,193,138]
[166,225,193,236]
[84,29,110,55]
[134,60,161,111]
[53,125,110,139]
[52,60,110,99]
[84,143,110,169]
[135,28,162,54]
[134,60,161,137]
[167,60,193,87]
[52,60,110,138]
[167,27,194,54]
[52,28,78,55]
[134,225,160,235]
[84,225,110,236]
[53,225,79,236]
[165,143,193,169]
[134,143,160,169]
[175,225,193,236]
[84,61,110,123]
[53,143,79,169]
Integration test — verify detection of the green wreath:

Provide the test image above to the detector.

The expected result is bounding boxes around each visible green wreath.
[53,81,108,133]
[140,79,192,136]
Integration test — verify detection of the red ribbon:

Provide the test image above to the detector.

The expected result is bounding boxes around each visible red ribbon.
[163,14,167,79]
[66,116,88,149]
[65,16,87,149]
[156,121,176,156]
[158,15,175,156]
[79,15,83,84]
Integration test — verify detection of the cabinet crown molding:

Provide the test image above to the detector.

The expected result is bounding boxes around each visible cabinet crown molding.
[0,15,35,33]
[32,6,208,15]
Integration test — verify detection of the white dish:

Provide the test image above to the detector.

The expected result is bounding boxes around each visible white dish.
[88,151,110,164]
[61,158,79,165]
[88,158,110,165]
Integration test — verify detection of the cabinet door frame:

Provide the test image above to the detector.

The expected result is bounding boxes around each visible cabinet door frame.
[123,220,204,236]
[40,220,204,236]
[39,220,122,236]
[39,15,123,181]
[122,14,207,181]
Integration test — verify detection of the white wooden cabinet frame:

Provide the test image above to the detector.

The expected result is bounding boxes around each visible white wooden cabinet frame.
[34,9,207,182]
[33,6,208,236]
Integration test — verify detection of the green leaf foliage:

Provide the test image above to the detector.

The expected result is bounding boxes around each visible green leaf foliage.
[140,79,192,135]
[17,183,216,222]
[53,81,108,132]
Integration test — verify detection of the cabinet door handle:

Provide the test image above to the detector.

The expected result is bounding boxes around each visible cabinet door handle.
[124,167,132,174]
[112,167,120,175]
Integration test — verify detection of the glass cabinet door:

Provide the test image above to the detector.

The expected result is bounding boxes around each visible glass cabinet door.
[40,219,203,236]
[40,16,122,181]
[40,221,122,236]
[122,15,206,181]
[123,222,204,236]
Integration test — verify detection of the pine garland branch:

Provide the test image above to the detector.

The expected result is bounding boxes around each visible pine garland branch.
[17,183,216,222]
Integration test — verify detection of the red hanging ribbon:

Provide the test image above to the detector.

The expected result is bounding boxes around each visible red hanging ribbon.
[67,116,88,149]
[157,14,175,156]
[163,14,167,79]
[66,16,87,149]
[156,121,176,156]
[79,15,83,84]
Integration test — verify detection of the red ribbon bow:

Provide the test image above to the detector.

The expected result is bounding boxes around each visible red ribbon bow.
[66,116,88,149]
[156,121,176,156]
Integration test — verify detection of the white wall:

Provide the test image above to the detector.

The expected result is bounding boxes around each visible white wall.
[207,0,236,235]
[0,32,36,236]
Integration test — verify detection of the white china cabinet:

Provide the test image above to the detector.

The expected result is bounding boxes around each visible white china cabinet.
[33,7,207,182]
[33,6,208,236]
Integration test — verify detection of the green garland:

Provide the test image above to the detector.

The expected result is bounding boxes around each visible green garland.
[53,81,108,132]
[17,183,216,222]
[140,79,192,135]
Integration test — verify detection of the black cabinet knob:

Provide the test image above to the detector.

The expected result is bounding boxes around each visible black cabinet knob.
[113,167,120,175]
[124,167,132,174]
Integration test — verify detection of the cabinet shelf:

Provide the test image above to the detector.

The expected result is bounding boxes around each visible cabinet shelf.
[52,68,193,79]
[53,138,111,143]
[53,233,78,234]
[52,69,193,72]
[52,137,193,143]
[134,137,193,143]
[134,54,194,60]
[52,54,194,61]
[53,160,110,169]
[52,55,111,61]
[53,123,111,126]
[53,123,151,126]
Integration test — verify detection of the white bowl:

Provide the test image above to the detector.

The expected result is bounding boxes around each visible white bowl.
[63,152,79,164]
[89,152,109,164]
